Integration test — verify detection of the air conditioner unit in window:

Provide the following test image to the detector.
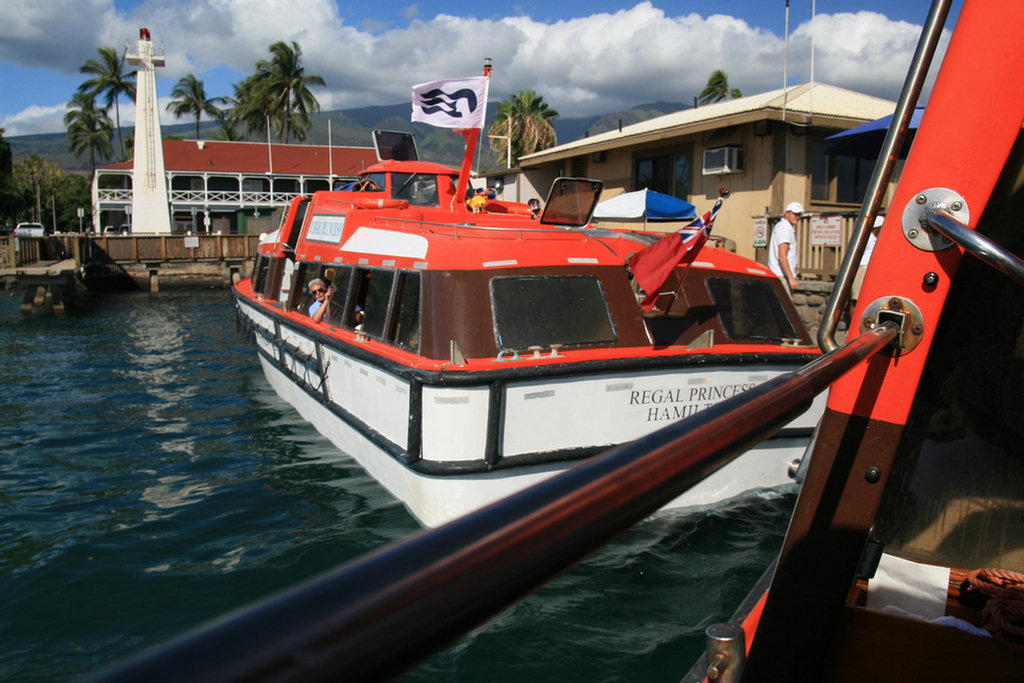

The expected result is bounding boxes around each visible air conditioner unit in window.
[702,146,744,175]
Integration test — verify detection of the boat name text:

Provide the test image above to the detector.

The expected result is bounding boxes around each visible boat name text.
[629,382,758,422]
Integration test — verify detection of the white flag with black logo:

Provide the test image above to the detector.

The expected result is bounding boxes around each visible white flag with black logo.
[411,76,489,129]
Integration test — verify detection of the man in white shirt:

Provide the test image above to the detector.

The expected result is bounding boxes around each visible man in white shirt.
[769,201,803,295]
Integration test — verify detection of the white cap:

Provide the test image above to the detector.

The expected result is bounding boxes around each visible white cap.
[785,201,805,215]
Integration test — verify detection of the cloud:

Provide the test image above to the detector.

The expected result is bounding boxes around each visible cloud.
[1,104,70,137]
[1,0,937,136]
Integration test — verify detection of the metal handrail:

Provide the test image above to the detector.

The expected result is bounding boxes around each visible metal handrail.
[818,0,953,352]
[87,324,898,683]
[928,210,1024,285]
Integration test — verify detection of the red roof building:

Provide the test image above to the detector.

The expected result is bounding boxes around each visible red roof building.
[94,139,379,234]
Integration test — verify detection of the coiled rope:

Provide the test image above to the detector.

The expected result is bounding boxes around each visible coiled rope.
[966,568,1024,652]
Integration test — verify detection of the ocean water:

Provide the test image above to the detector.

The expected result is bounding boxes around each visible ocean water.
[0,288,795,682]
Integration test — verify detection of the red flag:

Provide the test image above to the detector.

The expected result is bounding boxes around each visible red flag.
[627,197,723,311]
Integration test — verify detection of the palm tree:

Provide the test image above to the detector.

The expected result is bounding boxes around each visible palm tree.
[65,91,114,172]
[251,41,325,143]
[487,89,558,168]
[698,69,742,106]
[226,77,266,140]
[78,46,136,159]
[0,127,18,226]
[212,113,244,142]
[167,74,227,139]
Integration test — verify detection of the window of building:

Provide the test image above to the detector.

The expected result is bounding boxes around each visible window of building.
[811,139,873,204]
[273,178,300,194]
[490,276,616,351]
[571,156,587,177]
[635,149,691,199]
[242,178,268,193]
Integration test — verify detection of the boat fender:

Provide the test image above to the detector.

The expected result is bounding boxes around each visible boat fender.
[495,348,520,362]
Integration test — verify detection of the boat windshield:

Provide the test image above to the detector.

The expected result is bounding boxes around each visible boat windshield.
[540,178,604,227]
[490,275,617,350]
[706,277,800,341]
[392,173,442,207]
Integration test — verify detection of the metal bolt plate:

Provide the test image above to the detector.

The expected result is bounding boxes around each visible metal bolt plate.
[860,296,925,355]
[902,187,969,251]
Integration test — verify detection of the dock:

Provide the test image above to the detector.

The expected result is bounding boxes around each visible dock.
[1,233,261,314]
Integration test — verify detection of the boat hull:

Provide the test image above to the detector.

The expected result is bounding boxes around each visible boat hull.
[244,300,824,526]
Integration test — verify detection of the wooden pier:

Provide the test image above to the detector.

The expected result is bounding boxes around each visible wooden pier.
[1,233,261,314]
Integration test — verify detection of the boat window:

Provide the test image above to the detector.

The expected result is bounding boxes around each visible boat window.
[252,255,270,295]
[350,268,396,339]
[284,198,309,252]
[323,265,352,325]
[392,173,440,207]
[490,276,616,350]
[705,277,799,341]
[389,272,421,352]
[453,175,473,202]
[539,178,604,227]
[292,263,319,314]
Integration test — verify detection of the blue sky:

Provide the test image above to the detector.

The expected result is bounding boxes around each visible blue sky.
[0,0,959,137]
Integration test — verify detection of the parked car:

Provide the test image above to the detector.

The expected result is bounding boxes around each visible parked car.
[104,224,130,234]
[14,222,46,237]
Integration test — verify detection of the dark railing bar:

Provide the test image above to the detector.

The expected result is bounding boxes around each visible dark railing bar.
[928,210,1024,286]
[87,324,898,683]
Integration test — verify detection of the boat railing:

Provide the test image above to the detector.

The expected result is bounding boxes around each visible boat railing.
[87,322,898,683]
[369,213,625,244]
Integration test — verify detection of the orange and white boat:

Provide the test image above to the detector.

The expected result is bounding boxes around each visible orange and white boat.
[232,76,824,527]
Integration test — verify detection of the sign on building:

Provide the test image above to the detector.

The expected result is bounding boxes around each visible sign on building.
[810,215,842,247]
[752,216,767,247]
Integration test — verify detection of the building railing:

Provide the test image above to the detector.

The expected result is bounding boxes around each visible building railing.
[96,188,311,207]
[85,234,262,264]
[3,234,262,272]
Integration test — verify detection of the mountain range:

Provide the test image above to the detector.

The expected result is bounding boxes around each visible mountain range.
[7,101,688,174]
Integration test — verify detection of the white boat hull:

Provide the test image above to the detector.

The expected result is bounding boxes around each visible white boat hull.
[248,305,825,526]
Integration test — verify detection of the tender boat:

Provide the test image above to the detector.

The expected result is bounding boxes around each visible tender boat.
[87,1,1024,681]
[233,118,824,526]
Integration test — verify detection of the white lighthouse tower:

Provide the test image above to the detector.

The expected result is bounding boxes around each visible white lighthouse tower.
[126,28,171,234]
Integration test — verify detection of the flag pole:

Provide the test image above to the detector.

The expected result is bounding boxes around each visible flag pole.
[451,58,493,211]
[665,188,729,312]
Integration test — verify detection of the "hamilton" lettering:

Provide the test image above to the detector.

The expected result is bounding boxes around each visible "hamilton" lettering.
[629,382,760,422]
